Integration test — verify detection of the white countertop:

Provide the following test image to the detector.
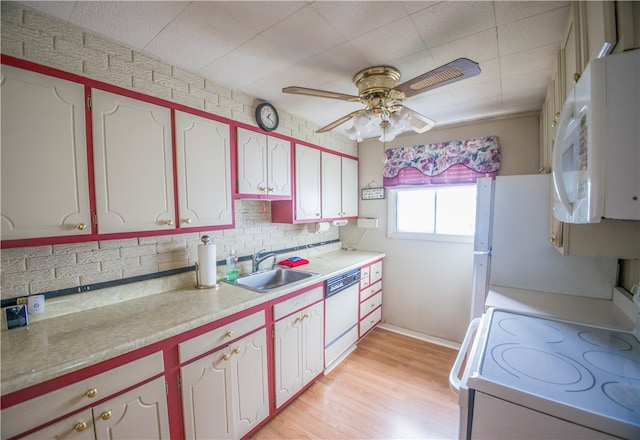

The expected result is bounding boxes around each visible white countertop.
[486,285,637,330]
[1,249,385,396]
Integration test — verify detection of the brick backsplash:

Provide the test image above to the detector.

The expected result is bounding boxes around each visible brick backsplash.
[0,3,352,301]
[1,201,338,300]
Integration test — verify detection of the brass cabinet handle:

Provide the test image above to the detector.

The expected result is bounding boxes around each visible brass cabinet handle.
[164,219,175,226]
[303,313,310,320]
[573,72,581,84]
[551,112,560,128]
[225,330,234,338]
[75,223,87,230]
[100,410,112,421]
[74,422,88,432]
[182,218,192,224]
[223,347,241,361]
[86,388,98,398]
[268,187,275,192]
[549,236,556,244]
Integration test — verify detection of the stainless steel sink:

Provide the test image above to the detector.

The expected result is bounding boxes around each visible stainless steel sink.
[231,268,318,293]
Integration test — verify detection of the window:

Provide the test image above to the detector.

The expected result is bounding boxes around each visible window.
[388,185,477,242]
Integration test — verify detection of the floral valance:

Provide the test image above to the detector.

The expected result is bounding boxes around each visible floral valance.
[383,136,501,186]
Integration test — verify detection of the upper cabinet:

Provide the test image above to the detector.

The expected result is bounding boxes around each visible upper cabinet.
[91,89,175,234]
[321,153,358,220]
[175,111,233,228]
[236,127,291,199]
[272,144,358,224]
[294,144,322,221]
[542,1,638,259]
[1,66,92,240]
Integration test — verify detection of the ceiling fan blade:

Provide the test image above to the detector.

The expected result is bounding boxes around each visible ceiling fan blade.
[316,110,362,133]
[282,86,360,102]
[395,58,481,98]
[396,105,436,133]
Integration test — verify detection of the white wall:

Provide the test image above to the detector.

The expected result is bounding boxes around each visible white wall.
[341,113,540,343]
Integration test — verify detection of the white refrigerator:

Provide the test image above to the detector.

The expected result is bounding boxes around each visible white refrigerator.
[470,174,618,319]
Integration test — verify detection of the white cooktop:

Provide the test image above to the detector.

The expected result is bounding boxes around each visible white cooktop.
[469,309,640,439]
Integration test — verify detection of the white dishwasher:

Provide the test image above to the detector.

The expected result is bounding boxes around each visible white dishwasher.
[324,268,360,372]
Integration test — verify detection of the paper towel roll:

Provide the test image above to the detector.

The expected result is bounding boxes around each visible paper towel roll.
[197,244,217,287]
[315,222,329,233]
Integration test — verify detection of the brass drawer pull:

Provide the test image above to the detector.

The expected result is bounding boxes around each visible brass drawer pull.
[86,388,98,399]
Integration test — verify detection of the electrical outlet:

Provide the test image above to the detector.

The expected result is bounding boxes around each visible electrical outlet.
[16,297,28,305]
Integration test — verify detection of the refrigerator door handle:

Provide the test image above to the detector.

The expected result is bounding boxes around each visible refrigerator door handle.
[473,249,492,256]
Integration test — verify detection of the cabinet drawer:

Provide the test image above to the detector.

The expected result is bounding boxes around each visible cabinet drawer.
[2,351,164,439]
[178,310,265,363]
[360,291,382,317]
[369,261,383,284]
[22,409,94,440]
[360,280,382,301]
[273,286,323,320]
[360,306,382,338]
[359,267,370,289]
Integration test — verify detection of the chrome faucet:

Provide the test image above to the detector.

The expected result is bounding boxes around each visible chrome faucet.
[252,249,278,272]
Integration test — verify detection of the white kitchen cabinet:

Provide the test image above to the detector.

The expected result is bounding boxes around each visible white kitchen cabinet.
[180,328,269,440]
[236,127,291,198]
[93,376,170,440]
[560,3,583,101]
[321,153,359,220]
[175,111,233,228]
[2,352,166,440]
[341,156,359,218]
[294,144,322,220]
[273,286,324,408]
[22,409,95,440]
[272,145,358,223]
[359,260,383,339]
[22,377,170,440]
[579,1,617,62]
[91,89,175,234]
[0,65,92,240]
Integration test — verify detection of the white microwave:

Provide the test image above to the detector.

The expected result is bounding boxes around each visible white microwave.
[552,49,640,224]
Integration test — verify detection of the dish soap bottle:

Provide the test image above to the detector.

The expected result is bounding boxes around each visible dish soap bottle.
[226,247,239,281]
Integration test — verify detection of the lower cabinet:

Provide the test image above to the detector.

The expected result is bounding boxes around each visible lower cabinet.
[180,328,269,440]
[273,287,324,408]
[2,352,168,440]
[23,377,170,440]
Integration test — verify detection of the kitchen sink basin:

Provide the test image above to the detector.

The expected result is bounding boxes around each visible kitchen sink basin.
[231,268,318,293]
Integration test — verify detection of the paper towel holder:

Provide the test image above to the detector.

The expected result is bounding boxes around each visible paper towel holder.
[195,235,219,289]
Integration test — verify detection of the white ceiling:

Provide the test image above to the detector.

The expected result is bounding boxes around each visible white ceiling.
[18,1,570,139]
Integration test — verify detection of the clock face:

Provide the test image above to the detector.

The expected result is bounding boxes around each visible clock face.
[256,103,279,131]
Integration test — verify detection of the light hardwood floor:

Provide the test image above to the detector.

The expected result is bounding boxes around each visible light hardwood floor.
[251,328,460,439]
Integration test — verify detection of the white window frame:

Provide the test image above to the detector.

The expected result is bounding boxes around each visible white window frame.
[387,185,476,243]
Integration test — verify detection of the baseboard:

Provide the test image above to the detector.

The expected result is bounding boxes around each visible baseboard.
[377,323,461,350]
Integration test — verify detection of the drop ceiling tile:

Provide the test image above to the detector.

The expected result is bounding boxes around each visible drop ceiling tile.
[215,1,307,34]
[349,16,427,65]
[411,1,496,48]
[401,1,440,16]
[500,43,558,76]
[143,2,256,72]
[201,35,293,91]
[312,1,409,41]
[70,1,188,50]
[260,5,345,62]
[16,1,76,20]
[494,1,570,26]
[498,6,569,56]
[428,28,499,66]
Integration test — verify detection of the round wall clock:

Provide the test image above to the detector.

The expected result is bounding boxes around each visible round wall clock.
[255,102,279,132]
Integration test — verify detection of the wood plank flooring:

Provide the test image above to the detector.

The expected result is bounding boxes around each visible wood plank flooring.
[251,328,461,439]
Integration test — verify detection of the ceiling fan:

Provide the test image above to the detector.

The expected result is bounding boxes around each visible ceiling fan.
[283,58,480,141]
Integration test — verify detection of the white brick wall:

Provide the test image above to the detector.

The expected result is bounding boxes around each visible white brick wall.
[0,4,351,301]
